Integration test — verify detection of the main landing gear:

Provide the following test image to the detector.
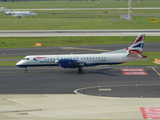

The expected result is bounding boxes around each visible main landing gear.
[24,67,28,73]
[78,67,82,74]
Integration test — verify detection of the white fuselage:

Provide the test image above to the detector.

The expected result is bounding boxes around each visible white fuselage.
[15,34,146,73]
[11,11,37,16]
[16,53,139,68]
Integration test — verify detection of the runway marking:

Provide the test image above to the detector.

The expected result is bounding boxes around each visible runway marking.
[74,84,160,97]
[152,67,160,76]
[122,72,148,75]
[62,47,109,52]
[121,69,145,71]
[140,107,160,119]
[0,109,42,113]
[99,89,111,91]
[121,69,148,75]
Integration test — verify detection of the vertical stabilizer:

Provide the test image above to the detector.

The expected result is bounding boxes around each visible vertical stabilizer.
[1,7,11,14]
[127,34,146,58]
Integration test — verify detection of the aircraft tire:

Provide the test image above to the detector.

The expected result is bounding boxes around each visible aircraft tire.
[78,67,82,74]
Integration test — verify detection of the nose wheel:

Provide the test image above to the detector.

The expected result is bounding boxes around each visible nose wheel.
[24,67,28,73]
[78,67,82,74]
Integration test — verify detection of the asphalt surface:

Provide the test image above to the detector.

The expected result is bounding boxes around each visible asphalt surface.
[0,43,160,97]
[7,7,160,11]
[0,66,160,98]
[0,7,160,119]
[0,42,160,58]
[0,30,160,37]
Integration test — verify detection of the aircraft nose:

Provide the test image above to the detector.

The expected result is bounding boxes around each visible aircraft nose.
[16,61,21,66]
[16,60,25,66]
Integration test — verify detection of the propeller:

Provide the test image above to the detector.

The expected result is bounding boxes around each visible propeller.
[55,54,60,73]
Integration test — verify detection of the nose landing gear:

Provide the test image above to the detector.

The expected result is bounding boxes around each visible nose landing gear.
[24,67,28,73]
[78,67,82,74]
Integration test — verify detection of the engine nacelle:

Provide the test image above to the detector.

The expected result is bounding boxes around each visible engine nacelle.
[59,59,78,68]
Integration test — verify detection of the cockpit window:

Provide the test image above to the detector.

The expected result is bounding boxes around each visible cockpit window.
[22,58,30,60]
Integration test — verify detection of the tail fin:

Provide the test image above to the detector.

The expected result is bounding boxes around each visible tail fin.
[127,34,147,58]
[1,7,11,14]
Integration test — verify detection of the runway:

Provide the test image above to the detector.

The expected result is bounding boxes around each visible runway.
[8,7,160,11]
[0,42,160,95]
[0,29,160,37]
[0,66,160,96]
[0,42,160,119]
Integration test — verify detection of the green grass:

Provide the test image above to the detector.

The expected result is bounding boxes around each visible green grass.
[0,56,24,58]
[1,1,160,9]
[0,9,160,30]
[0,61,17,66]
[0,36,159,49]
[0,1,159,66]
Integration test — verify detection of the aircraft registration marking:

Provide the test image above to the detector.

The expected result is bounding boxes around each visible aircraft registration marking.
[140,107,160,119]
[121,69,148,75]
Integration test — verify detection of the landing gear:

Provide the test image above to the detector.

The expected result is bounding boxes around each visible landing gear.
[24,67,28,73]
[18,16,21,19]
[78,67,82,74]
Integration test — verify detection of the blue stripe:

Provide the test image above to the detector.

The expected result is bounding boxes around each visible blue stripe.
[16,62,124,68]
[133,43,142,48]
[16,64,58,68]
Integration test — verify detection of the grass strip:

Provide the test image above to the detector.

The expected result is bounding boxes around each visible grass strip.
[1,1,160,9]
[0,36,159,49]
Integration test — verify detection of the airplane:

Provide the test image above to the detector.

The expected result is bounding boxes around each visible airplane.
[16,34,147,73]
[1,7,37,19]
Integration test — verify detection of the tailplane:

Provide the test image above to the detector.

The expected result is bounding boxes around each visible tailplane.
[1,7,11,14]
[127,34,147,58]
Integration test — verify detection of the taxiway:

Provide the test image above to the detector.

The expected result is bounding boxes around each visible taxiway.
[0,41,160,119]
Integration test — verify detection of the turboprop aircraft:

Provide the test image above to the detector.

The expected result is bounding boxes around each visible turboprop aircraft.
[1,7,37,19]
[16,34,147,73]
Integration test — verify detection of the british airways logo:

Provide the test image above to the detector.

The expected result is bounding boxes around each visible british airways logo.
[33,57,46,61]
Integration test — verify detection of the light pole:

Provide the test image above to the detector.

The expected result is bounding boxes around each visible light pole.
[128,0,132,21]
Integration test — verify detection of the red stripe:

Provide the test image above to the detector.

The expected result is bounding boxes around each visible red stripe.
[35,57,46,59]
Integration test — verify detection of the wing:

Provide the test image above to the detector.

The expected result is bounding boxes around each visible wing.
[57,59,86,68]
[12,15,24,17]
